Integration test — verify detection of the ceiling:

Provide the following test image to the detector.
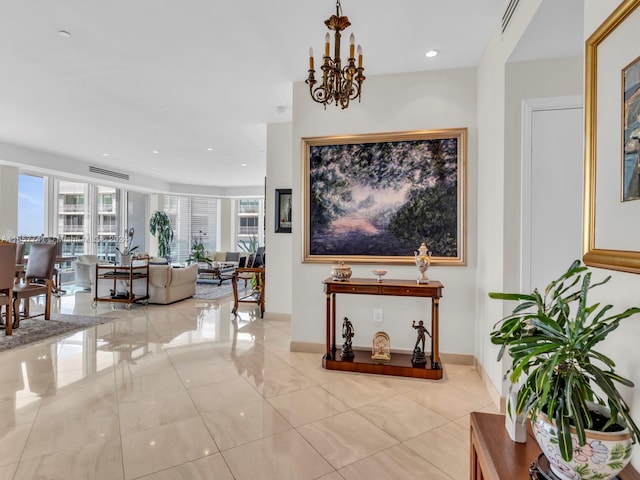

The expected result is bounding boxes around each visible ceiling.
[0,0,583,189]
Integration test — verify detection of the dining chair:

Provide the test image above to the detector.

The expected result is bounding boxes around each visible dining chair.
[12,242,57,329]
[0,242,17,335]
[14,242,25,284]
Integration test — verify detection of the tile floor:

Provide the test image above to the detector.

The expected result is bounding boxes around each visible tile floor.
[0,290,498,479]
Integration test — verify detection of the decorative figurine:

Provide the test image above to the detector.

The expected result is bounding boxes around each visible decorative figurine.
[414,242,432,284]
[371,331,391,362]
[341,316,355,359]
[411,320,431,364]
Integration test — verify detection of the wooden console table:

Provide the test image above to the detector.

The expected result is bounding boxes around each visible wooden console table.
[322,278,443,380]
[470,412,640,480]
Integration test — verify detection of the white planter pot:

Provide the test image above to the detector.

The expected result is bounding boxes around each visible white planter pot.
[532,405,632,480]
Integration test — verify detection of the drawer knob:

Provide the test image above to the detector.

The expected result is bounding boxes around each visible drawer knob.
[406,289,410,293]
[352,287,356,291]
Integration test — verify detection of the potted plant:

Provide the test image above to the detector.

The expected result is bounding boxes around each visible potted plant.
[115,227,138,265]
[149,211,174,260]
[489,260,640,480]
[187,231,212,266]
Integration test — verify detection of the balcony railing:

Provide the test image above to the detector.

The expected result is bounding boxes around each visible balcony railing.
[59,204,85,213]
[98,204,116,213]
[58,225,84,233]
[238,227,259,235]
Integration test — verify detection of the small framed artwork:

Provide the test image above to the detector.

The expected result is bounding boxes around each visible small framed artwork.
[275,188,292,233]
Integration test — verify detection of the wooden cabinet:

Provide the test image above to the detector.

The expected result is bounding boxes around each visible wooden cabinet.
[470,412,640,480]
[322,277,443,380]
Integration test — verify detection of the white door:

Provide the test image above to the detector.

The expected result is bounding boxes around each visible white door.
[522,97,583,293]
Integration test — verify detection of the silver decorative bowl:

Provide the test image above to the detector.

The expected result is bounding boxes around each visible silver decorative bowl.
[372,269,387,282]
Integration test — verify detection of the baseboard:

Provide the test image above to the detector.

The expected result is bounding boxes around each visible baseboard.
[475,358,503,411]
[289,341,326,354]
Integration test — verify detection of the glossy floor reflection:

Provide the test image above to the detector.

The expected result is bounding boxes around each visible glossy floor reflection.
[0,291,498,479]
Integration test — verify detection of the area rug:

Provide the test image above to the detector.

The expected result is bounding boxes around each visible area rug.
[0,313,114,352]
[194,281,247,300]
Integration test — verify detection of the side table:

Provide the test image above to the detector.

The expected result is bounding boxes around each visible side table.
[470,412,640,480]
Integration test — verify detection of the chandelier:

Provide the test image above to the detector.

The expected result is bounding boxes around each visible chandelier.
[306,0,365,109]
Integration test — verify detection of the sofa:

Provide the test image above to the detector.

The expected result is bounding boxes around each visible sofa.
[91,262,198,305]
[146,264,198,304]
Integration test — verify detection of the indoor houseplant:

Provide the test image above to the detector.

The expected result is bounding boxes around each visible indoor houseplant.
[489,260,640,480]
[187,231,212,266]
[149,210,174,260]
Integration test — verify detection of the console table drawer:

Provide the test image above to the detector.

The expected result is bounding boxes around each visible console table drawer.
[381,285,433,297]
[327,284,380,294]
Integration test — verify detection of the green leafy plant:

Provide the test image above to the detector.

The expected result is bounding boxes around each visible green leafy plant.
[237,235,258,253]
[149,211,174,259]
[489,259,640,461]
[187,231,212,266]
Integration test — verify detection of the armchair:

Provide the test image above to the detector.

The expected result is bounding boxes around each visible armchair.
[72,254,108,290]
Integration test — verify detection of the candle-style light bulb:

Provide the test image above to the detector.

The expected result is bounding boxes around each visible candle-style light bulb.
[309,47,314,70]
[349,33,355,58]
[324,33,330,56]
[357,45,363,68]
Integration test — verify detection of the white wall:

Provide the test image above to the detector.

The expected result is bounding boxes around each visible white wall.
[265,122,293,314]
[583,0,640,470]
[290,68,478,355]
[474,0,546,392]
[0,165,18,238]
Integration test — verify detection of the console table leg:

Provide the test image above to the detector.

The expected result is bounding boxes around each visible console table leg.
[325,293,331,358]
[432,298,440,369]
[330,293,337,359]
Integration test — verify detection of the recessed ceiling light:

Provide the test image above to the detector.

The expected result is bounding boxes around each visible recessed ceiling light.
[58,30,72,38]
[207,147,213,151]
[152,150,159,154]
[241,163,248,167]
[425,49,439,58]
[102,153,109,157]
[152,167,157,170]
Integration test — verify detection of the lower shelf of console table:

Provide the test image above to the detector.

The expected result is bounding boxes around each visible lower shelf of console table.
[322,277,444,380]
[323,351,442,379]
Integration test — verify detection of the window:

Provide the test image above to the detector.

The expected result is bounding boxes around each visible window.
[95,186,119,262]
[159,195,218,263]
[18,173,45,238]
[57,180,88,256]
[236,198,264,250]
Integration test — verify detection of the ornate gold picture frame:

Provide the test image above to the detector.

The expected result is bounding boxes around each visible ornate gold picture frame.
[584,0,640,273]
[302,129,466,265]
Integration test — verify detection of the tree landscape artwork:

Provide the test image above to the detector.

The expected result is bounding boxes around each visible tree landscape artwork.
[303,129,466,265]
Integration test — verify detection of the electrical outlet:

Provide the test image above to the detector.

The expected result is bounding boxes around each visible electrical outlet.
[373,308,383,323]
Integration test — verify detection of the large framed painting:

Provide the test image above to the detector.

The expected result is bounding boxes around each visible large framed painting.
[584,0,640,273]
[302,128,467,265]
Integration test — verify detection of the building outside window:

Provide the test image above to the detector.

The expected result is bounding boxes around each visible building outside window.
[57,180,88,256]
[236,198,264,251]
